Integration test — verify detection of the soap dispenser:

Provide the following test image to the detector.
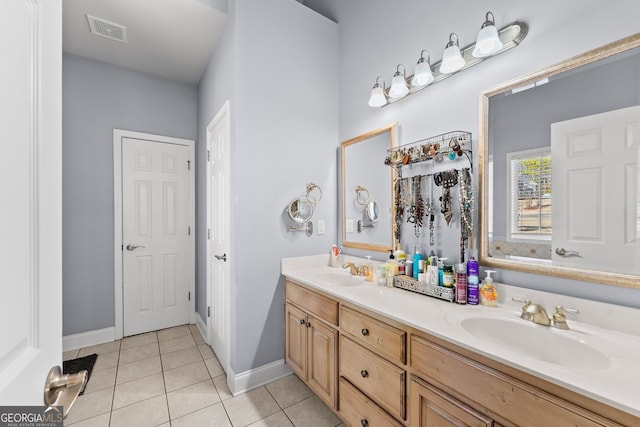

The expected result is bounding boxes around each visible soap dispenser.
[479,270,498,307]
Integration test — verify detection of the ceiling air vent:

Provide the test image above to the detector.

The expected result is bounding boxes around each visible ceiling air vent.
[87,14,128,44]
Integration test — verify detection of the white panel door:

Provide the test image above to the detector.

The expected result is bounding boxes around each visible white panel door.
[122,138,193,336]
[0,0,62,404]
[551,106,640,274]
[207,101,231,374]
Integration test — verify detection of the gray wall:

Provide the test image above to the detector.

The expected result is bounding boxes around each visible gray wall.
[62,53,198,335]
[197,0,339,373]
[303,0,640,307]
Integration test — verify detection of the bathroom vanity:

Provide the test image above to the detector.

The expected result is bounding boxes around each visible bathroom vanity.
[282,255,640,427]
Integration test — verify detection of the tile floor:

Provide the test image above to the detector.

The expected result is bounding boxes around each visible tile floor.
[62,324,344,427]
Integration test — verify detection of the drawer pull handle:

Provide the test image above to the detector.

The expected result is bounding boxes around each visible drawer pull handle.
[305,322,311,328]
[361,328,369,336]
[360,420,368,427]
[299,319,305,325]
[360,369,368,378]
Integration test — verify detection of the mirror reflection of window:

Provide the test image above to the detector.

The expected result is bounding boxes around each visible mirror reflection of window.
[507,148,552,240]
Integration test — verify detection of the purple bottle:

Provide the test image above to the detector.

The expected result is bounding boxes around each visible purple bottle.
[467,256,479,305]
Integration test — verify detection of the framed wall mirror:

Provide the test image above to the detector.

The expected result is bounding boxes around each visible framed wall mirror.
[341,123,398,252]
[479,33,640,288]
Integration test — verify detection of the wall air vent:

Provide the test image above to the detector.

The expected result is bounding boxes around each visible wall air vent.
[87,14,128,44]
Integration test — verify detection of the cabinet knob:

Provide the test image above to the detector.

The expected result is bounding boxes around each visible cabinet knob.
[360,370,368,378]
[360,420,368,427]
[361,328,369,336]
[299,319,305,325]
[306,322,311,328]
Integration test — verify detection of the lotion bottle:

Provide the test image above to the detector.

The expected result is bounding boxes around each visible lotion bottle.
[426,257,439,286]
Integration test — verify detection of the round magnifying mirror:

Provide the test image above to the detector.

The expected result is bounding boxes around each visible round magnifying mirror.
[365,201,379,222]
[288,197,313,224]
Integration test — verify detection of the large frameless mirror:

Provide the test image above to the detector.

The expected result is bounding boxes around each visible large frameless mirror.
[479,33,640,288]
[341,123,398,252]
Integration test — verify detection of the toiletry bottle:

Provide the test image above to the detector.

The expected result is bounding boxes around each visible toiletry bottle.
[479,270,498,307]
[455,263,467,304]
[413,245,423,280]
[426,257,439,286]
[365,256,374,282]
[405,255,413,278]
[387,250,398,276]
[377,264,387,286]
[466,256,479,305]
[442,264,454,288]
[394,246,407,275]
[437,258,447,286]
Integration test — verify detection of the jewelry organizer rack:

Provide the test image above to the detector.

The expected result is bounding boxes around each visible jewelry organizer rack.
[384,130,472,174]
[386,131,474,302]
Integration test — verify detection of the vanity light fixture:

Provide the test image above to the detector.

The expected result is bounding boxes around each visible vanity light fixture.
[440,33,465,74]
[367,14,528,107]
[389,64,410,99]
[368,76,388,107]
[473,12,503,57]
[411,50,435,87]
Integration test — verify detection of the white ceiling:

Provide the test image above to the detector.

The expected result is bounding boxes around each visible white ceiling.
[63,0,228,85]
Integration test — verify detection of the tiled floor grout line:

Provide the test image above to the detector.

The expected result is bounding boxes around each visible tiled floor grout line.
[68,325,344,427]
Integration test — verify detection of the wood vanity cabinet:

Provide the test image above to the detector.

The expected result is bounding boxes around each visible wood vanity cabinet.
[285,280,339,409]
[410,376,493,427]
[339,305,407,424]
[409,334,620,427]
[284,278,638,427]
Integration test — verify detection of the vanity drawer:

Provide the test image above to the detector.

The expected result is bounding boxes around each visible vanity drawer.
[340,336,406,421]
[286,280,338,326]
[339,377,403,427]
[410,335,604,427]
[340,306,406,365]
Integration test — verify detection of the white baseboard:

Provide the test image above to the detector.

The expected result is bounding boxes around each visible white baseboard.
[195,312,208,343]
[63,327,116,352]
[228,359,293,396]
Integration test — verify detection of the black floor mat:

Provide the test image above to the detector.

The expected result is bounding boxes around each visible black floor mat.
[63,353,97,395]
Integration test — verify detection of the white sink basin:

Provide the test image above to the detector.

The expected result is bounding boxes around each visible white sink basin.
[460,317,611,370]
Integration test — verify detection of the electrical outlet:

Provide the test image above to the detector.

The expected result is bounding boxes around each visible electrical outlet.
[317,220,326,235]
[346,219,354,233]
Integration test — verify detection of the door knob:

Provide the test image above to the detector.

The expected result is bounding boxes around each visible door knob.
[126,244,145,251]
[214,253,227,262]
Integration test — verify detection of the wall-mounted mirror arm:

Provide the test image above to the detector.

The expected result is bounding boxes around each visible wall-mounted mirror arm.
[288,221,313,237]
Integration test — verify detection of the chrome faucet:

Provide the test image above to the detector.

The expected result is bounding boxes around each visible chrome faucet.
[342,262,369,277]
[513,298,579,329]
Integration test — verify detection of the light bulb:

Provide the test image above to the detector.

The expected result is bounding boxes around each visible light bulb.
[411,51,434,87]
[389,65,409,99]
[473,12,503,57]
[368,77,387,107]
[440,34,466,74]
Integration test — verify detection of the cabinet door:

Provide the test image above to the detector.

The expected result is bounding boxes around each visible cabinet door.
[307,315,338,408]
[410,378,493,427]
[285,303,307,379]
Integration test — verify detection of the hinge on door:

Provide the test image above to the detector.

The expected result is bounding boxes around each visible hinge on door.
[207,229,211,240]
[121,244,124,251]
[208,307,211,317]
[188,291,191,301]
[187,160,191,170]
[207,150,211,162]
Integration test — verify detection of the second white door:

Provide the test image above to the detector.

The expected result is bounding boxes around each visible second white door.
[122,136,194,336]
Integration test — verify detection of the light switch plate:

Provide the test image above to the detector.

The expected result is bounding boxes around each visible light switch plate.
[317,220,325,235]
[346,219,354,233]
